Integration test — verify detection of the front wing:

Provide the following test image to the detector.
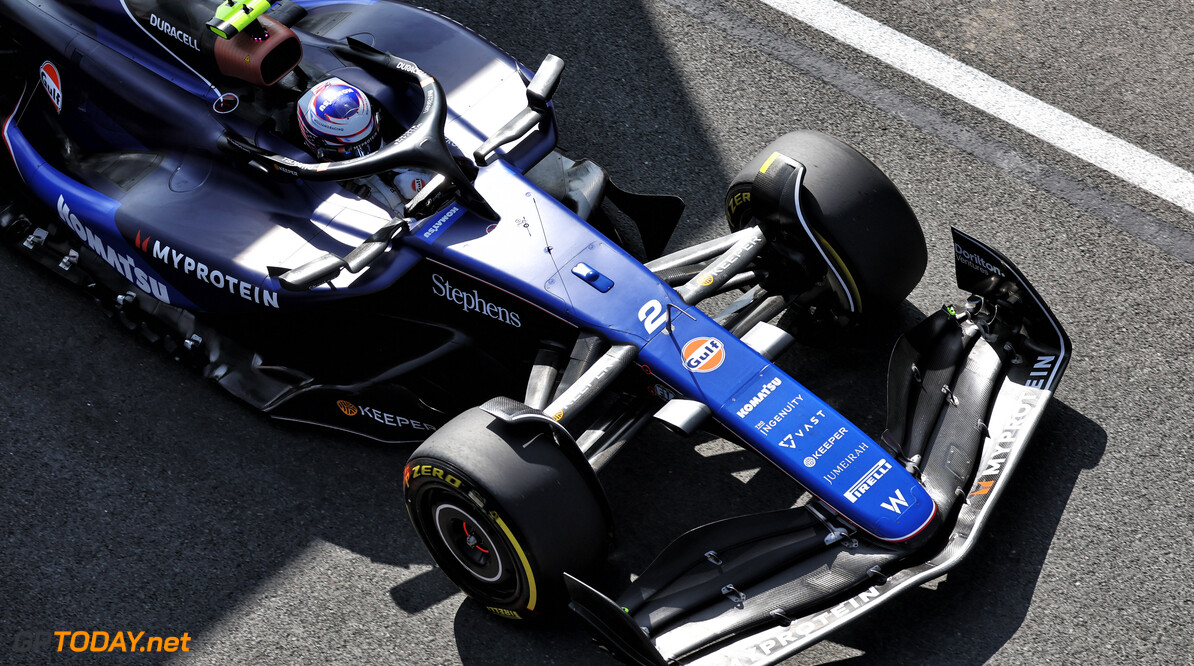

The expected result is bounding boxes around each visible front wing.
[566,230,1070,665]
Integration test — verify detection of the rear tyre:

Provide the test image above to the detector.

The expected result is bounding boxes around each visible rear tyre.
[404,407,610,620]
[726,131,927,338]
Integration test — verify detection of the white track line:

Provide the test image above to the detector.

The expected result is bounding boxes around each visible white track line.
[758,0,1194,215]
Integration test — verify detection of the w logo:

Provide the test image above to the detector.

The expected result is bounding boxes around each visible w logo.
[881,490,909,514]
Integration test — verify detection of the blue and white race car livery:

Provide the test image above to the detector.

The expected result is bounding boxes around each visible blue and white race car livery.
[0,1,1070,663]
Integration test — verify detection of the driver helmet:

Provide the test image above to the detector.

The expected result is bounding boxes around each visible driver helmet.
[296,77,382,160]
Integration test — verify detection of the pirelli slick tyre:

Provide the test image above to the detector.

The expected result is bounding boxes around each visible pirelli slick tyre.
[404,407,610,620]
[725,131,927,336]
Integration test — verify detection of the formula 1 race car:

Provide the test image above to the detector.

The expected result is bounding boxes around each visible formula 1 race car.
[0,1,1070,664]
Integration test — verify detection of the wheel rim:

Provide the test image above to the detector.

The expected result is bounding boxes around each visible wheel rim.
[416,487,522,605]
[433,503,504,583]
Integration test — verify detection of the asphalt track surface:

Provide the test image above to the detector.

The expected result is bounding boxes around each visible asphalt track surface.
[2,1,1192,664]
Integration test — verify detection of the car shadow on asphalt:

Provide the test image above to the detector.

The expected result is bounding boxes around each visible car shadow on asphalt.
[814,398,1105,666]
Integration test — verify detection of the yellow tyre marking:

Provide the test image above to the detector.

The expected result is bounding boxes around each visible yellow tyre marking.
[492,514,537,611]
[759,151,781,174]
[811,229,862,311]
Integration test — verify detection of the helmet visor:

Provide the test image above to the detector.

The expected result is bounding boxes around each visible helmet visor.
[313,114,382,161]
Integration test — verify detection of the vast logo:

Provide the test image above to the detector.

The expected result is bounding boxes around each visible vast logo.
[39,61,62,113]
[137,233,279,308]
[431,273,521,327]
[682,337,724,373]
[844,459,892,503]
[58,197,170,303]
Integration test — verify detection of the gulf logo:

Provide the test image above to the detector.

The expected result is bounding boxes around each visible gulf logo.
[39,61,62,113]
[682,337,725,373]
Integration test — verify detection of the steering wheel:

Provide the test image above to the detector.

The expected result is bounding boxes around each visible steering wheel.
[218,38,499,221]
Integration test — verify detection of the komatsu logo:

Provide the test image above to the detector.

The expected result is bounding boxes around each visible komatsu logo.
[735,377,782,418]
[57,196,170,304]
[955,243,1005,278]
[422,205,460,240]
[149,14,201,51]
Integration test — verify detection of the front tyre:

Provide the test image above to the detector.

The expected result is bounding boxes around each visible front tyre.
[404,407,610,620]
[726,131,927,337]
